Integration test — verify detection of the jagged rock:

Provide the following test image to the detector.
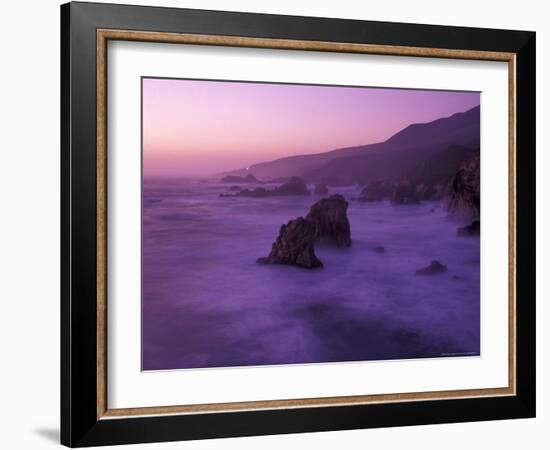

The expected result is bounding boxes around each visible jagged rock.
[416,260,448,275]
[306,194,351,247]
[447,155,480,219]
[358,181,393,202]
[314,183,329,195]
[391,182,420,205]
[257,217,322,269]
[457,220,480,236]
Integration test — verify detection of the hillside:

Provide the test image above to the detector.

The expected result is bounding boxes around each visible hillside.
[228,105,480,185]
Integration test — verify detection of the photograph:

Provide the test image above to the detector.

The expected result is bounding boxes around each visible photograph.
[142,78,482,371]
[54,1,537,447]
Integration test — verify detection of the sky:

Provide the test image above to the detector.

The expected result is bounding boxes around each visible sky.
[142,78,480,177]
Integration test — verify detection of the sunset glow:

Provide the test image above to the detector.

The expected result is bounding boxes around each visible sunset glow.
[142,78,480,177]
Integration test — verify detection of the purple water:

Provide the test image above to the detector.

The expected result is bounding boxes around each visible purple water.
[142,179,480,370]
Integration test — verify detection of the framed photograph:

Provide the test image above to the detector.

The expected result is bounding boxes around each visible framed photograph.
[61,2,536,447]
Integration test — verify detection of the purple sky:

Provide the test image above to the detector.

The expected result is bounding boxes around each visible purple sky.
[143,78,480,177]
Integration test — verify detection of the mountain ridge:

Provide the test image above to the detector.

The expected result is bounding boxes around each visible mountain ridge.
[225,105,480,182]
[224,105,480,183]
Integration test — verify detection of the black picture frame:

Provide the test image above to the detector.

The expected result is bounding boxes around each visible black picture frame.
[61,1,536,447]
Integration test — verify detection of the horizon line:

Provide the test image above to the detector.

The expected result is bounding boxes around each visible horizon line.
[144,102,480,179]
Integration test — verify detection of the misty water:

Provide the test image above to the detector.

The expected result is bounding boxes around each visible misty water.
[142,179,480,371]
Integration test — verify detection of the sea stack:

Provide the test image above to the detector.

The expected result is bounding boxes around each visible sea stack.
[447,154,480,219]
[306,194,352,247]
[257,217,323,269]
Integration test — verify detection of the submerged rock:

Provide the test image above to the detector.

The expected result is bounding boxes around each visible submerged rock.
[306,194,351,247]
[391,182,420,205]
[457,220,480,237]
[257,217,322,269]
[416,260,448,275]
[228,185,242,191]
[314,183,329,195]
[373,246,385,253]
[447,155,480,219]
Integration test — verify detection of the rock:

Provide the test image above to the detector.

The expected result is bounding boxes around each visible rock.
[314,183,329,195]
[235,187,270,197]
[306,194,351,247]
[373,246,385,253]
[358,181,393,202]
[228,185,242,191]
[221,174,259,183]
[447,155,480,219]
[391,182,420,205]
[257,217,322,269]
[273,176,309,196]
[228,177,309,198]
[416,260,448,275]
[457,220,480,236]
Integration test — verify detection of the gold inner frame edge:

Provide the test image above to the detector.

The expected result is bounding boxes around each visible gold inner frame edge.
[96,29,517,420]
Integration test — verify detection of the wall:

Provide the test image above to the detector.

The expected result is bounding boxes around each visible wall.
[0,0,545,448]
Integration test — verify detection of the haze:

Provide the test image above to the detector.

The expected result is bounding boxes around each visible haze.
[142,78,480,177]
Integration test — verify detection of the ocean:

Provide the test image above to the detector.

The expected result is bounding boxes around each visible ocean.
[142,179,480,370]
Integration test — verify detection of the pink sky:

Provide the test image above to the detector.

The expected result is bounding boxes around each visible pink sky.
[143,78,480,177]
